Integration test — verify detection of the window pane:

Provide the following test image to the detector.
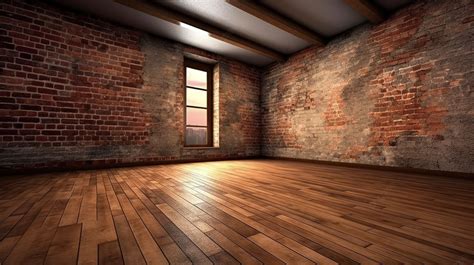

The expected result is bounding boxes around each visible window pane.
[186,127,207,145]
[186,107,207,126]
[186,67,207,89]
[186,88,207,108]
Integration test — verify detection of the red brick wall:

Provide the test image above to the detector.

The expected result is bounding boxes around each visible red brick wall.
[2,0,472,173]
[261,0,474,173]
[0,0,260,171]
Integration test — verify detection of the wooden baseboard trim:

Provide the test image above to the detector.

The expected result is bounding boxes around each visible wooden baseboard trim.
[261,156,474,179]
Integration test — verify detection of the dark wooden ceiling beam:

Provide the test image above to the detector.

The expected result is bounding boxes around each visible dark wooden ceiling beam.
[115,0,285,61]
[344,0,385,24]
[226,0,325,46]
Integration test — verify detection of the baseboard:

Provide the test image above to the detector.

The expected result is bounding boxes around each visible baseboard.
[0,156,260,177]
[261,156,474,179]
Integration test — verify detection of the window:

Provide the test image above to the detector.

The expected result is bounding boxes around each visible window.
[184,59,213,147]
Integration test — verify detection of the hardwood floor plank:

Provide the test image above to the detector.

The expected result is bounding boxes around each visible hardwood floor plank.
[198,214,285,265]
[0,236,20,264]
[0,215,23,241]
[118,172,192,265]
[96,193,118,244]
[122,172,212,264]
[276,236,339,265]
[113,214,146,265]
[0,159,472,264]
[205,229,262,265]
[5,183,55,238]
[77,173,99,265]
[45,224,82,265]
[111,172,170,265]
[248,233,315,264]
[3,177,69,265]
[98,240,124,265]
[191,187,339,264]
[208,250,240,265]
[59,176,86,227]
[157,203,222,256]
[115,193,169,265]
[103,173,146,265]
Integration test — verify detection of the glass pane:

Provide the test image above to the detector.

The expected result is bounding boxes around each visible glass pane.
[186,88,207,108]
[186,67,207,89]
[186,107,207,126]
[186,127,207,145]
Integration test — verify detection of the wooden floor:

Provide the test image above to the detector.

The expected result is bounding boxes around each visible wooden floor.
[0,160,473,264]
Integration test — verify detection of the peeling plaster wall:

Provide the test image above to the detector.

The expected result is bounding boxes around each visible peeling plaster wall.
[261,0,474,173]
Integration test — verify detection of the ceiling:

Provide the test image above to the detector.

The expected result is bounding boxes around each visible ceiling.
[54,0,412,66]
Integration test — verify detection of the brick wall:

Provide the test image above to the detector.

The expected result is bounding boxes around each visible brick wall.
[261,0,473,173]
[0,0,260,171]
[1,0,472,173]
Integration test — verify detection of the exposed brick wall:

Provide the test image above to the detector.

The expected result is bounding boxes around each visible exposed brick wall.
[0,0,260,171]
[261,0,474,173]
[1,0,472,174]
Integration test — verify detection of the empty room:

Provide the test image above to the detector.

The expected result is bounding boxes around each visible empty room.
[0,0,473,264]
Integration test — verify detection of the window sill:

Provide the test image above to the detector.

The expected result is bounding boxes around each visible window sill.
[183,146,220,150]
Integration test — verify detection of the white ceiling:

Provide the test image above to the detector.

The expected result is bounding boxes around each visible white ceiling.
[55,0,412,66]
[261,0,366,37]
[158,0,309,54]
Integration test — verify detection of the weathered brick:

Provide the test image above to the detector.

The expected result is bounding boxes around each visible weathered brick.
[261,0,473,173]
[0,0,260,170]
